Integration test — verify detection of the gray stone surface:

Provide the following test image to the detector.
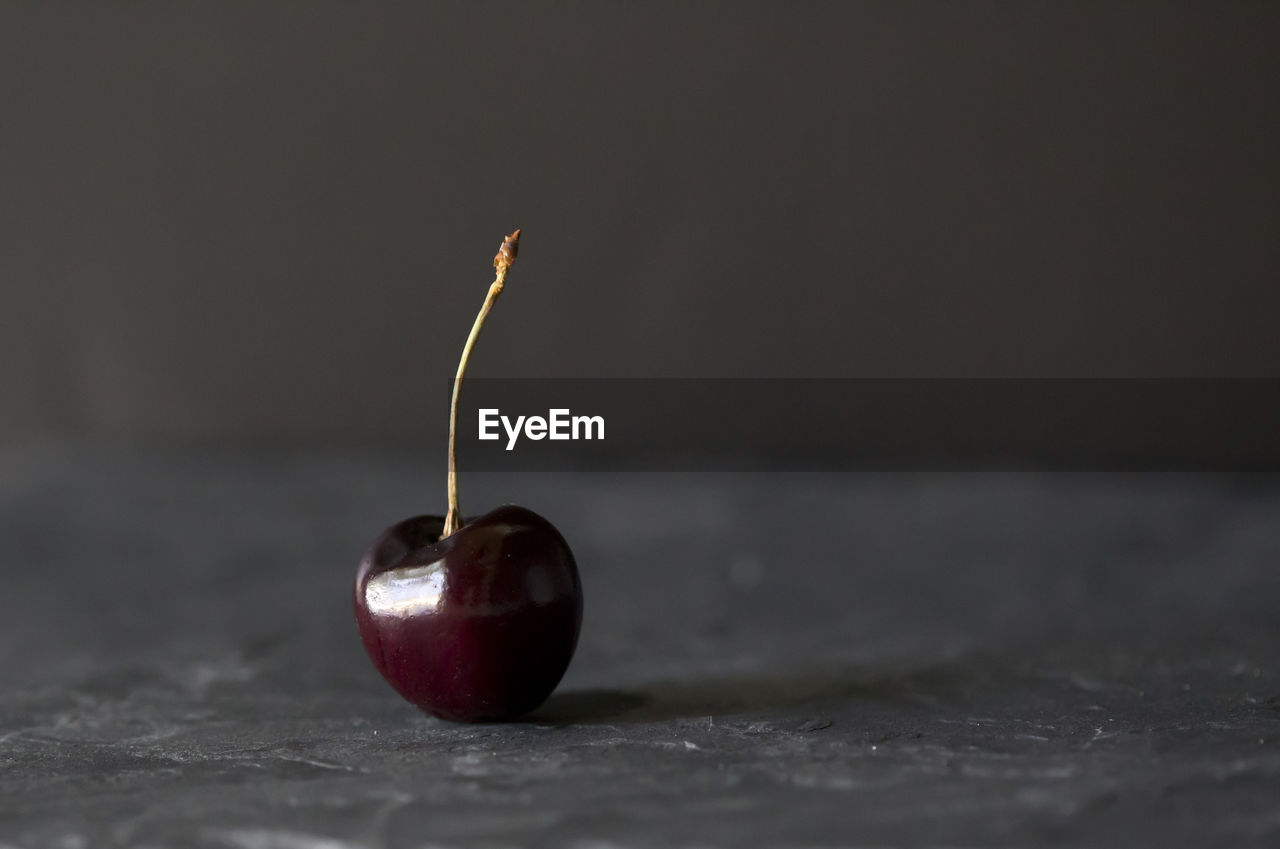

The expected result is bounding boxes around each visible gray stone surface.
[1,445,1278,847]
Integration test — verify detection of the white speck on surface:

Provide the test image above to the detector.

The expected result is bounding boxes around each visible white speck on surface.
[273,754,356,772]
[451,750,493,777]
[210,828,368,849]
[178,654,257,698]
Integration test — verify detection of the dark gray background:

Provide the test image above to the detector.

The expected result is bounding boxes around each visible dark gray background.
[3,2,1279,448]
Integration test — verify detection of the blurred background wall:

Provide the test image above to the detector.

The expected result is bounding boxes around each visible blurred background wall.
[2,2,1278,449]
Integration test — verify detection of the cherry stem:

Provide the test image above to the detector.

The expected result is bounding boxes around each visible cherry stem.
[442,229,521,539]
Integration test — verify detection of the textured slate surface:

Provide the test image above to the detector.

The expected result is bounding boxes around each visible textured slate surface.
[1,445,1278,848]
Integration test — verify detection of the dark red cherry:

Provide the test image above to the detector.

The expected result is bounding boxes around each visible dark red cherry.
[353,505,583,722]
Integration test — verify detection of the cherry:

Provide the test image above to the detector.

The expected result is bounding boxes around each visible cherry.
[353,231,583,721]
[354,507,582,721]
